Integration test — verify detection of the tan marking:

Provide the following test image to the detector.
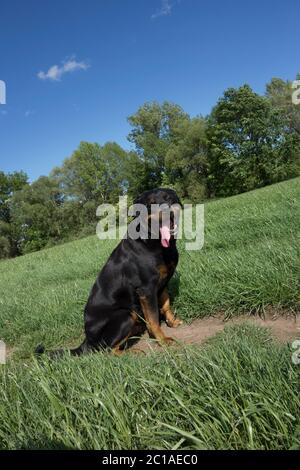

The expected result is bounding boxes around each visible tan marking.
[159,289,183,328]
[139,295,173,343]
[130,310,139,322]
[158,264,168,280]
[112,333,131,353]
[112,347,124,356]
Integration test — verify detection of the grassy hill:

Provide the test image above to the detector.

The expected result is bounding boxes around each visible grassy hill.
[0,177,299,357]
[0,178,299,449]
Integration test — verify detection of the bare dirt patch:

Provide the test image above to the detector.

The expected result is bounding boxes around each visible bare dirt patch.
[131,311,300,353]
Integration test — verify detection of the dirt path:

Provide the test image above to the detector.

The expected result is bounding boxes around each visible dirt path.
[131,312,300,352]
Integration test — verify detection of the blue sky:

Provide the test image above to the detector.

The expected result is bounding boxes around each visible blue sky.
[0,0,299,181]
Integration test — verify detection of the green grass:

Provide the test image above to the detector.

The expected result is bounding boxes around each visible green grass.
[0,178,299,449]
[0,325,299,450]
[0,177,299,356]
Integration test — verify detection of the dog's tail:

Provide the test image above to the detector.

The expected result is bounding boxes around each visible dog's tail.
[35,339,90,359]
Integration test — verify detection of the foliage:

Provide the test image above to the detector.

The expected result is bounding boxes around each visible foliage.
[1,74,300,258]
[165,116,209,200]
[0,171,28,257]
[0,325,299,450]
[51,141,129,205]
[9,176,64,254]
[207,85,300,196]
[128,101,190,189]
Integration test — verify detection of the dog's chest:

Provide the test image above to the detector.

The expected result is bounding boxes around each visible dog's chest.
[157,256,177,286]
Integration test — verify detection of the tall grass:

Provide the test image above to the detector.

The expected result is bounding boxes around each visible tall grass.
[0,179,299,450]
[0,178,299,357]
[0,324,299,450]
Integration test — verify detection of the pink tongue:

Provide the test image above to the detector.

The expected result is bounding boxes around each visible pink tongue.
[160,226,171,248]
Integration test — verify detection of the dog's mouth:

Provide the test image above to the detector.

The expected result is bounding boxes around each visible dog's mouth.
[160,225,171,248]
[159,223,178,248]
[145,203,181,248]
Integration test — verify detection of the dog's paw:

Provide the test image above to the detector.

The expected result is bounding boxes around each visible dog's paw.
[161,336,176,345]
[167,318,183,328]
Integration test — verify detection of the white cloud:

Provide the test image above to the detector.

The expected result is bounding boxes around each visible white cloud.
[37,57,89,81]
[151,0,172,19]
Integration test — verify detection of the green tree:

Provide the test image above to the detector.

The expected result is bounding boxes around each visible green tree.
[164,116,209,201]
[50,141,134,239]
[127,101,189,189]
[10,176,64,254]
[266,75,300,135]
[207,85,294,196]
[0,170,28,223]
[122,151,146,200]
[266,76,300,179]
[52,141,129,204]
[0,171,28,258]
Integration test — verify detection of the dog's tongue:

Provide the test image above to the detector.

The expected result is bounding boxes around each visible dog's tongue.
[160,225,171,248]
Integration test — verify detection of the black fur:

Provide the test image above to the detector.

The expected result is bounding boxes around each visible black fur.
[35,188,182,358]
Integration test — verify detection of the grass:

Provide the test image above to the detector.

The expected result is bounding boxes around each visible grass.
[0,177,299,449]
[0,177,299,356]
[0,324,299,450]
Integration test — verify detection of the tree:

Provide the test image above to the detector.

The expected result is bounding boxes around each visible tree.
[122,151,147,200]
[127,101,189,189]
[10,176,64,254]
[52,141,129,205]
[51,141,132,235]
[0,171,28,223]
[0,171,28,258]
[207,85,295,196]
[164,117,209,201]
[266,76,300,179]
[266,75,300,135]
[2,75,300,260]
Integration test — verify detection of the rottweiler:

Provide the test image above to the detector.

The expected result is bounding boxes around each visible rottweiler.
[36,188,183,357]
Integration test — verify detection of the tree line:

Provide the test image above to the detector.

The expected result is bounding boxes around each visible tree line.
[1,76,300,259]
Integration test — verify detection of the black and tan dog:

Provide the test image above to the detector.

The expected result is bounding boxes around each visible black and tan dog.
[36,188,183,357]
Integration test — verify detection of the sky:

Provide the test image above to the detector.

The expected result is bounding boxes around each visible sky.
[0,0,299,181]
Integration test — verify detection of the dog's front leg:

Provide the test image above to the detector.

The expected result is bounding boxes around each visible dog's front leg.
[138,293,174,344]
[159,288,183,328]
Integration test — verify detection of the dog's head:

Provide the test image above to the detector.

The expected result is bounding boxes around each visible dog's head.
[133,188,182,248]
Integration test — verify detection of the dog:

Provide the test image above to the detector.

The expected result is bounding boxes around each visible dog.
[36,188,183,357]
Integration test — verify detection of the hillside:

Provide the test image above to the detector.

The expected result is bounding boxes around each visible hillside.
[0,178,300,450]
[0,177,299,358]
